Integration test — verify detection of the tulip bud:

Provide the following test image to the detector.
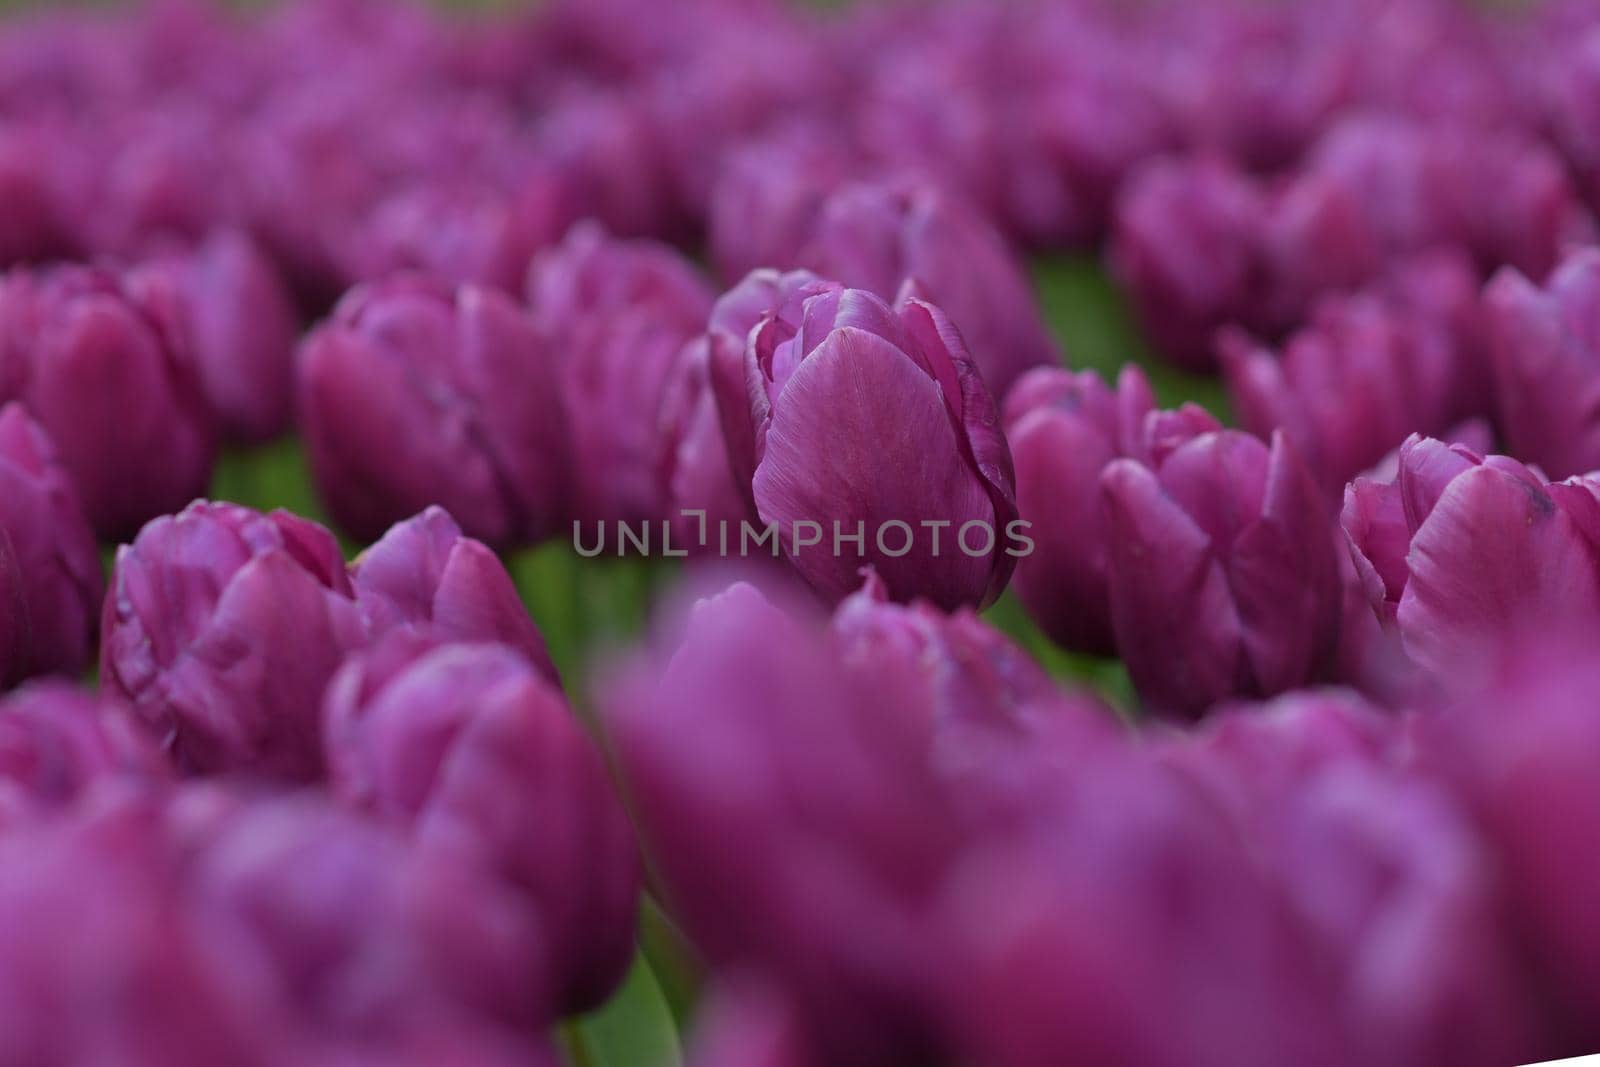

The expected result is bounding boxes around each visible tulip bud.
[1342,435,1600,679]
[0,682,167,822]
[0,404,101,686]
[1003,365,1219,654]
[712,279,1018,609]
[798,180,1059,398]
[298,274,569,547]
[659,335,749,549]
[707,127,853,285]
[100,501,367,780]
[1101,429,1340,717]
[130,229,299,445]
[1223,250,1489,493]
[0,265,215,540]
[0,121,78,266]
[528,223,714,526]
[350,507,558,683]
[324,634,639,1015]
[1486,248,1600,480]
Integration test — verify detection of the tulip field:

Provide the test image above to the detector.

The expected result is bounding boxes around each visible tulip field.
[7,0,1600,1065]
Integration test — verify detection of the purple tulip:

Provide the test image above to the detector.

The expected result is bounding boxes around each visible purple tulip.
[0,265,215,540]
[709,278,1019,610]
[1342,435,1600,678]
[1101,429,1341,717]
[323,633,639,1015]
[180,790,549,1035]
[658,335,749,550]
[0,682,167,822]
[797,180,1060,398]
[100,501,367,780]
[1306,114,1583,279]
[528,223,715,527]
[0,121,79,267]
[0,404,101,687]
[130,228,300,445]
[1222,249,1490,493]
[350,507,558,683]
[1486,247,1600,480]
[299,274,569,547]
[683,983,814,1067]
[1003,364,1220,655]
[1111,155,1380,370]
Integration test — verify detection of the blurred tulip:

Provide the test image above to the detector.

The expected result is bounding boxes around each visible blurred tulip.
[0,265,215,540]
[528,223,714,527]
[710,279,1018,609]
[798,180,1060,398]
[682,982,814,1067]
[100,501,367,780]
[1101,429,1340,717]
[299,274,569,547]
[323,634,639,1015]
[350,507,557,682]
[1342,435,1600,678]
[1223,249,1490,493]
[1486,247,1600,480]
[131,228,299,445]
[1003,364,1219,655]
[0,404,101,687]
[0,121,79,267]
[0,682,167,822]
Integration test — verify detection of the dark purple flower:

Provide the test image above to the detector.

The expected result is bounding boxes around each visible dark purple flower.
[1222,249,1491,493]
[1486,247,1600,480]
[1342,435,1600,678]
[130,228,300,445]
[0,404,101,687]
[796,180,1060,399]
[710,278,1018,610]
[323,633,639,1015]
[1101,429,1341,717]
[0,265,215,540]
[0,682,167,822]
[528,223,714,527]
[299,274,569,547]
[100,501,367,780]
[1003,364,1219,655]
[0,121,79,267]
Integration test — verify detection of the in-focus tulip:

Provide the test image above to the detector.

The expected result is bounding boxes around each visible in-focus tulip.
[0,403,101,687]
[709,279,1019,610]
[350,506,558,682]
[299,274,569,547]
[1487,248,1600,480]
[528,223,714,527]
[1003,364,1219,655]
[1342,435,1600,680]
[100,501,367,780]
[1101,429,1340,717]
[798,180,1060,398]
[0,265,215,540]
[1223,249,1491,493]
[131,228,300,445]
[324,633,639,1015]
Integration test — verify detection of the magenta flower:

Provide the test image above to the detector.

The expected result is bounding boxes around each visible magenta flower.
[0,682,167,822]
[0,404,101,687]
[0,265,215,540]
[100,501,367,780]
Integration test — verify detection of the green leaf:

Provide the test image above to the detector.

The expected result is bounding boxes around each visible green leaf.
[563,951,682,1067]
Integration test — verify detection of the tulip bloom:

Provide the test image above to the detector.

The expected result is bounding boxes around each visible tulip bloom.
[0,265,215,540]
[710,279,1019,610]
[1223,250,1490,493]
[324,633,639,1015]
[0,404,101,687]
[528,223,714,526]
[1343,435,1600,679]
[1004,365,1220,655]
[130,229,299,445]
[100,501,367,780]
[1101,429,1340,717]
[1486,248,1600,480]
[0,683,166,821]
[798,180,1059,398]
[299,274,569,547]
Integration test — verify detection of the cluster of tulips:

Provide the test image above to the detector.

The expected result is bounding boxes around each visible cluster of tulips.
[5,0,1600,1064]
